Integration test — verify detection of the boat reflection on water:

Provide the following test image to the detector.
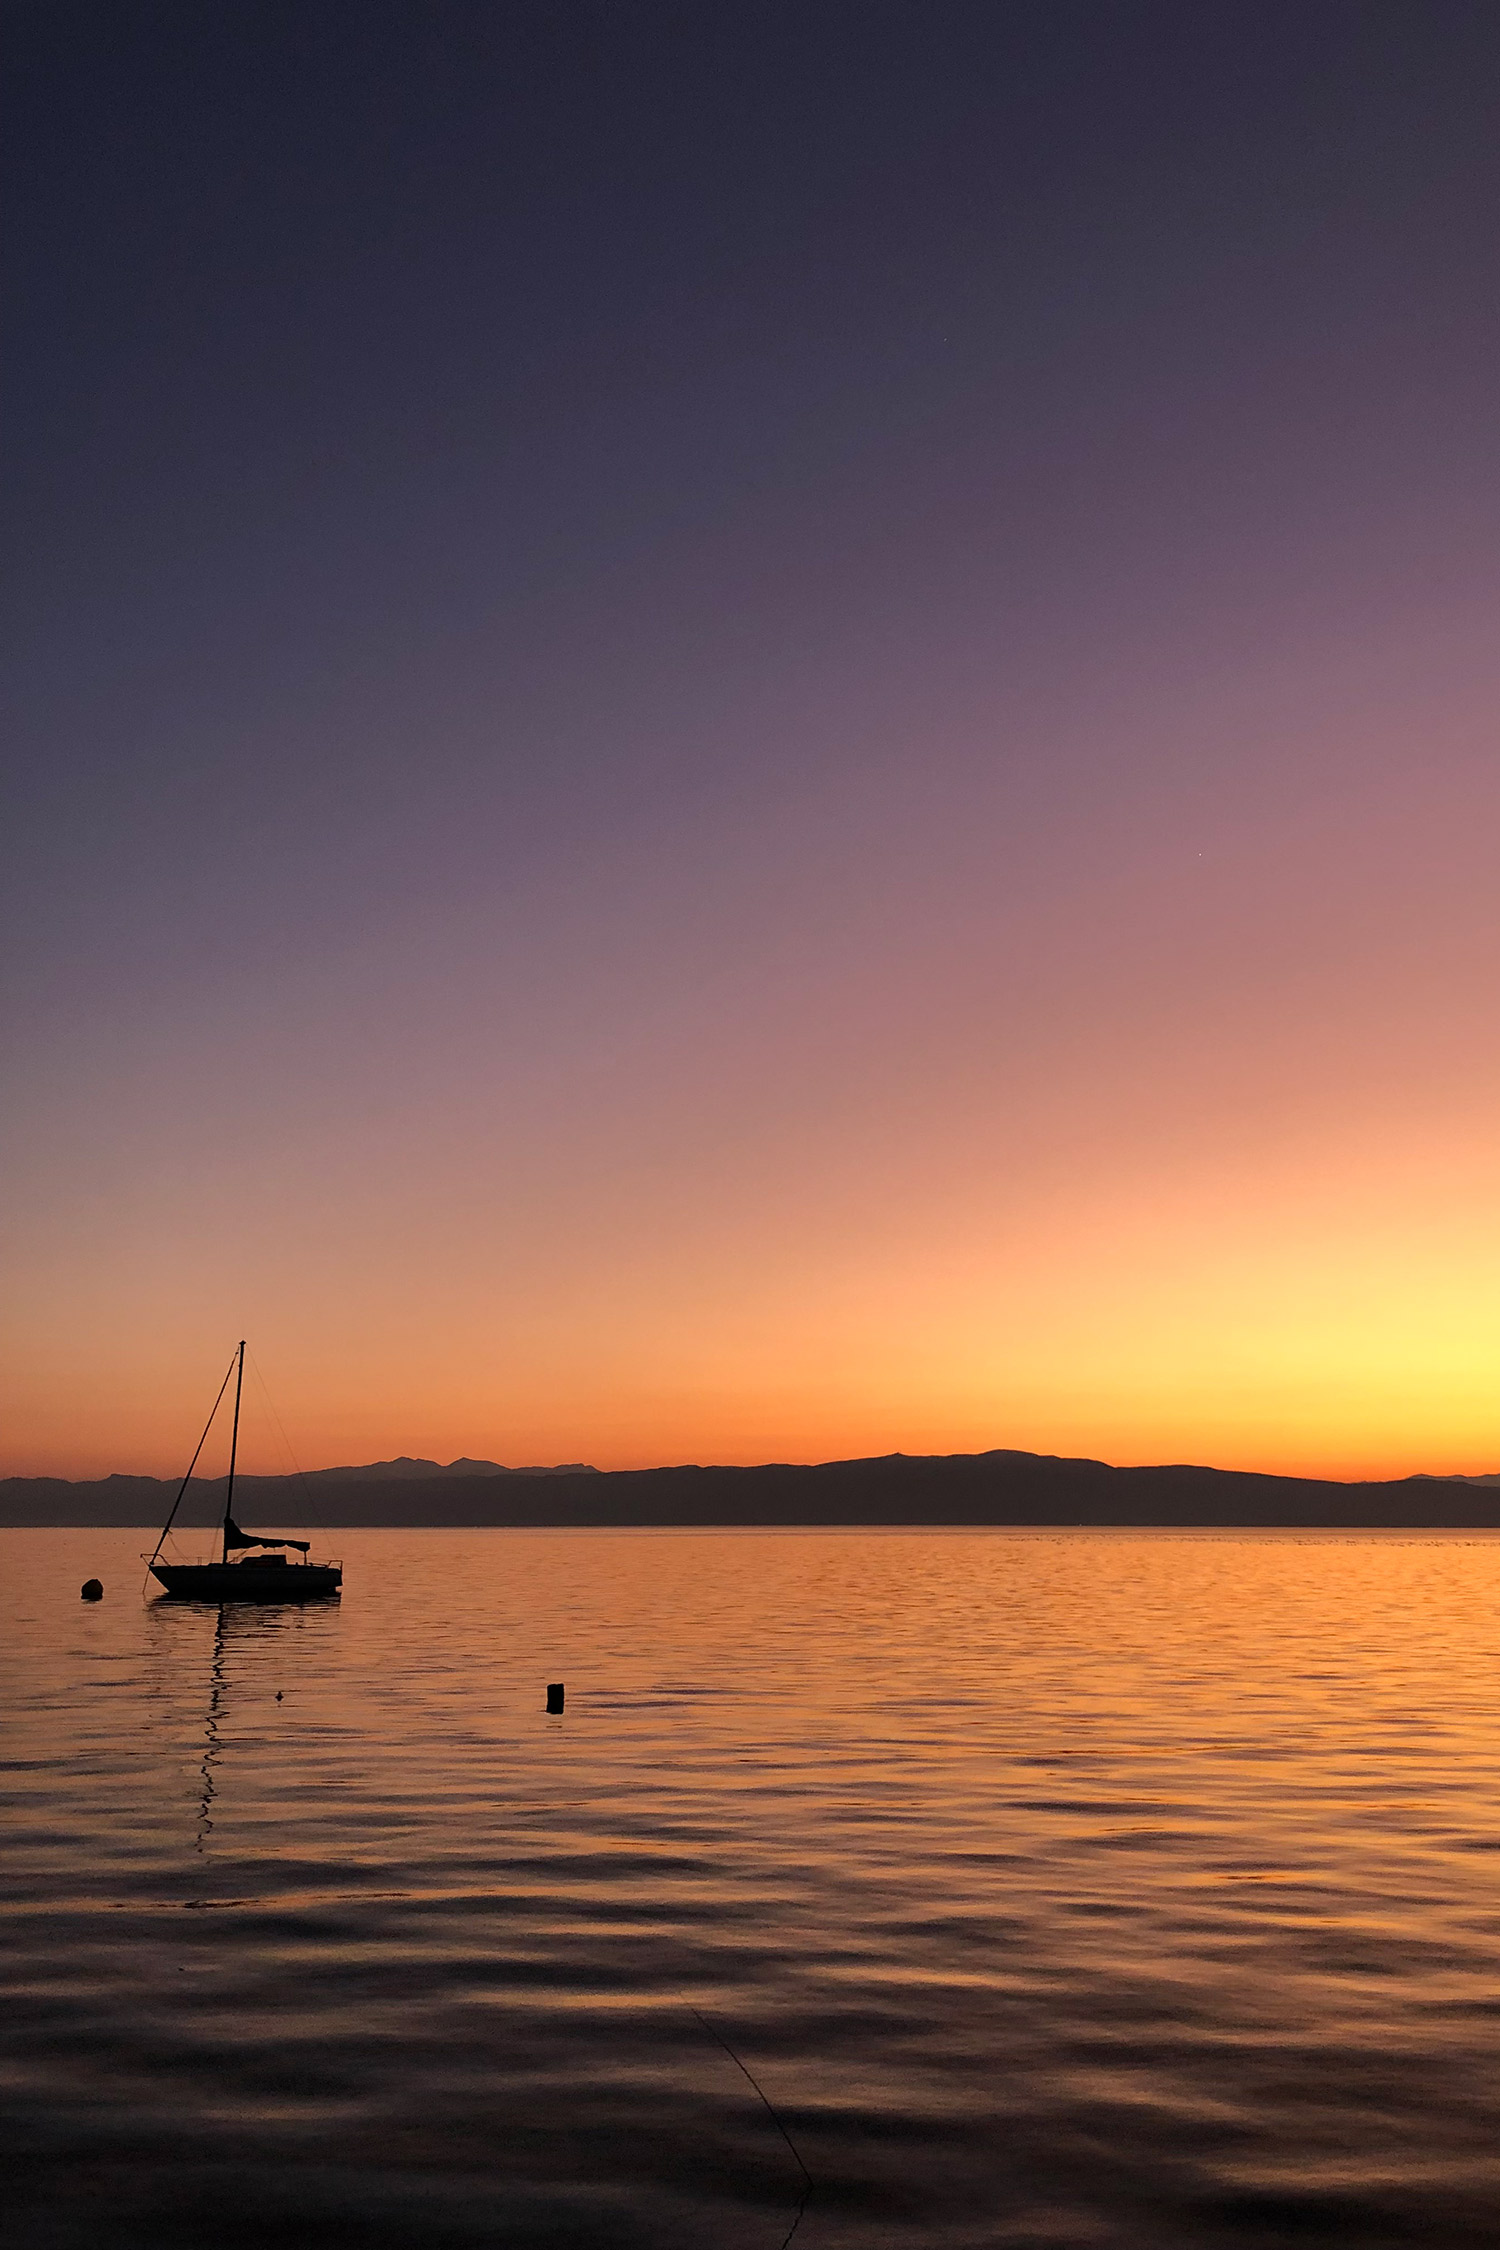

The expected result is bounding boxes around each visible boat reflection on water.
[196,1606,228,1850]
[141,1592,344,1854]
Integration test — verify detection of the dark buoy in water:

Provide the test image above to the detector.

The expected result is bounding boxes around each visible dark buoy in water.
[546,1682,565,1714]
[81,1579,103,1601]
[276,1691,283,1701]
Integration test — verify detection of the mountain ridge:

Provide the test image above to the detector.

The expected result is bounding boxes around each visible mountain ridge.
[3,1446,1499,1529]
[307,1456,599,1481]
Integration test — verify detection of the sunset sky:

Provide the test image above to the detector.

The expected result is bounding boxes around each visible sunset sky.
[6,3,1500,1481]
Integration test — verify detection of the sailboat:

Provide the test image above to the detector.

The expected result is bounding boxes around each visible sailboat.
[147,1342,342,1600]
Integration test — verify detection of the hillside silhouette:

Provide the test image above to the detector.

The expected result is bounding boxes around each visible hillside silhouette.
[3,1447,1498,1528]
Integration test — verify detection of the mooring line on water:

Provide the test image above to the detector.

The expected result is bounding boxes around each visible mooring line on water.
[688,2004,813,2249]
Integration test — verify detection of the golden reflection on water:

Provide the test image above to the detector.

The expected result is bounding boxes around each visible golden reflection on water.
[7,1528,1500,2247]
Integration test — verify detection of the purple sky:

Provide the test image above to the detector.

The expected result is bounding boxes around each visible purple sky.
[6,3,1500,1477]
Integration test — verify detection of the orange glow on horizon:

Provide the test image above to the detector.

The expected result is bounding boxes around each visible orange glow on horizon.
[7,548,1499,1490]
[8,1089,1500,1486]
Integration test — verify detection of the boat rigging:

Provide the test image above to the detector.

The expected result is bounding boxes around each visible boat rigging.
[146,1342,342,1601]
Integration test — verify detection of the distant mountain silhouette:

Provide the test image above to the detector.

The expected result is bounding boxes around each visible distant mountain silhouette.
[309,1456,599,1481]
[2,1446,1498,1529]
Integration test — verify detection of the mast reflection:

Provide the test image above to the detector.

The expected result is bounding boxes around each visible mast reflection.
[196,1605,228,1852]
[144,1594,338,1857]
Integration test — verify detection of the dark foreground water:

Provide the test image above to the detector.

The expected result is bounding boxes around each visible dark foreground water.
[7,1528,1500,2248]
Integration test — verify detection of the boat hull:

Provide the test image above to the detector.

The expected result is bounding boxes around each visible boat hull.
[151,1561,342,1602]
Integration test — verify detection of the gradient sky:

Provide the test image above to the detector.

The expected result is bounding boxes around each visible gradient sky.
[6,2,1500,1480]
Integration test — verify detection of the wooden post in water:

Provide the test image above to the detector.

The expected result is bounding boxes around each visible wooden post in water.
[546,1682,564,1713]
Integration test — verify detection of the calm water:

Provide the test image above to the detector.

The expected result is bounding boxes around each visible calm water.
[7,1528,1500,2248]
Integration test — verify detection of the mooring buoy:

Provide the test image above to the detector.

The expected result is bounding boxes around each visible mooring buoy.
[546,1681,565,1713]
[81,1579,103,1601]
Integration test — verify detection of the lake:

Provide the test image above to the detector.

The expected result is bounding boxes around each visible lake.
[6,1526,1500,2247]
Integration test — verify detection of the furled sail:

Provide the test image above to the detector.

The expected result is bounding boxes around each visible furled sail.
[223,1517,310,1554]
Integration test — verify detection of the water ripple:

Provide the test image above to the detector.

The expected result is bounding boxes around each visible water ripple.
[7,1527,1500,2245]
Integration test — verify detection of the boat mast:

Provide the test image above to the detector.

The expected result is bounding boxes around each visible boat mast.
[222,1341,245,1565]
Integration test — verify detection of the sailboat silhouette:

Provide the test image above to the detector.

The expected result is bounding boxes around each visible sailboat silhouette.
[147,1344,342,1601]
